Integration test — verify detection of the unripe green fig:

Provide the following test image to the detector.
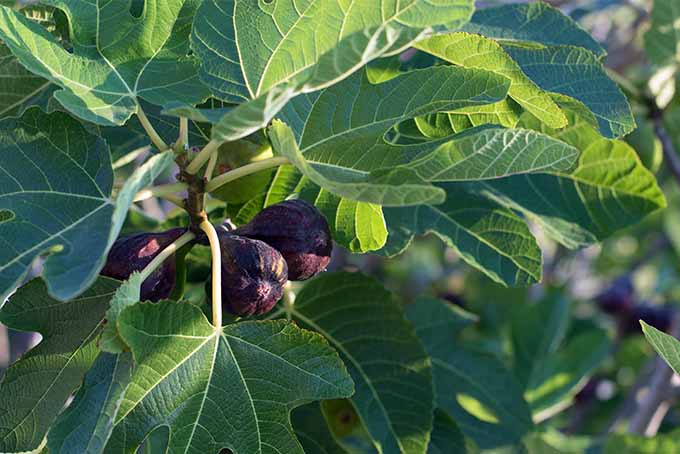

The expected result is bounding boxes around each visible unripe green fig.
[206,232,288,317]
[235,200,332,280]
[101,228,186,301]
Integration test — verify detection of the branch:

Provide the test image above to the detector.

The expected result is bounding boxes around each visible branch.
[206,156,289,192]
[136,105,169,151]
[199,220,222,328]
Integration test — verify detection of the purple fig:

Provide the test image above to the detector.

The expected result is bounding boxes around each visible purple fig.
[234,200,332,280]
[595,276,634,315]
[206,233,288,317]
[101,228,186,301]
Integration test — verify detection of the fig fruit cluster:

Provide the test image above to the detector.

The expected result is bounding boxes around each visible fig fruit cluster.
[208,200,332,316]
[101,200,332,319]
[594,275,674,335]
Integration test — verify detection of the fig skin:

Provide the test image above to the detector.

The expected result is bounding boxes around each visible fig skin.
[101,228,186,301]
[234,200,332,280]
[619,303,673,335]
[208,232,288,317]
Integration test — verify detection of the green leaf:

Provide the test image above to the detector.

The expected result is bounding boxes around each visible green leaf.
[503,44,634,138]
[0,1,209,125]
[107,300,354,454]
[192,0,474,103]
[605,429,680,454]
[235,165,388,253]
[0,109,113,301]
[512,297,570,389]
[99,273,144,353]
[428,410,479,454]
[0,277,118,453]
[292,404,348,454]
[526,329,610,420]
[461,2,605,57]
[475,137,666,248]
[643,0,680,66]
[383,183,542,286]
[270,120,444,206]
[641,321,680,374]
[415,33,567,129]
[405,126,579,181]
[406,298,533,449]
[48,353,133,454]
[0,109,173,302]
[278,272,435,454]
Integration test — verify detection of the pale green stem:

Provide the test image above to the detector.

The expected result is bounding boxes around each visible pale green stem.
[137,105,169,151]
[134,182,187,202]
[200,220,223,328]
[204,149,219,181]
[283,282,295,321]
[205,156,289,193]
[138,231,196,283]
[178,117,189,149]
[186,139,221,174]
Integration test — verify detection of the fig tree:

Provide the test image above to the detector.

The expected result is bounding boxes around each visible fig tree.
[101,228,186,301]
[235,200,332,280]
[207,232,288,317]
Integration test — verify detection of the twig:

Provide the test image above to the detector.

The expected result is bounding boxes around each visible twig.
[199,220,222,328]
[138,231,196,282]
[206,156,289,192]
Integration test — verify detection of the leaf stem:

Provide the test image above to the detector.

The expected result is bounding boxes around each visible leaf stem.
[134,182,187,202]
[186,139,221,174]
[206,156,289,192]
[283,282,295,321]
[200,220,223,328]
[138,231,196,283]
[137,105,169,151]
[204,149,219,181]
[178,117,189,149]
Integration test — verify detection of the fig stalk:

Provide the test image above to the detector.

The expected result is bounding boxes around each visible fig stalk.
[200,219,223,328]
[138,231,196,283]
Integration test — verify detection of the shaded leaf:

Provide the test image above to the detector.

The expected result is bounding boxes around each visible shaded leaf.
[643,0,680,66]
[292,404,348,454]
[406,297,533,449]
[0,277,118,453]
[279,272,435,454]
[48,353,133,454]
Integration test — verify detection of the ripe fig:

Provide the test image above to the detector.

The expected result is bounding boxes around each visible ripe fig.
[207,233,288,316]
[595,276,634,315]
[234,200,332,280]
[101,228,186,301]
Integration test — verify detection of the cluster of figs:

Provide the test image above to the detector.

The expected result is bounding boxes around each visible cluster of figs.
[102,200,332,317]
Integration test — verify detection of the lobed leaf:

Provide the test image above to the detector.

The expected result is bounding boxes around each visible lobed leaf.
[106,300,354,454]
[0,1,209,126]
[273,272,435,454]
[0,277,118,453]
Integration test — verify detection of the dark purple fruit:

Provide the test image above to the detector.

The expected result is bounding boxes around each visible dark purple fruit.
[619,303,673,335]
[101,228,186,301]
[234,200,332,280]
[595,276,634,315]
[208,232,288,316]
